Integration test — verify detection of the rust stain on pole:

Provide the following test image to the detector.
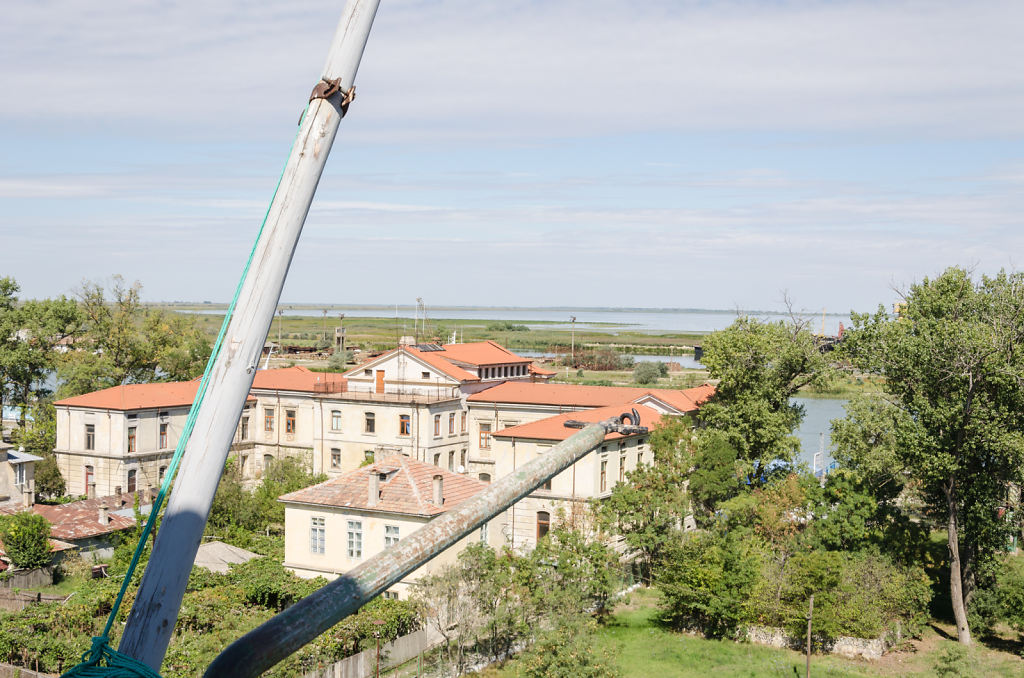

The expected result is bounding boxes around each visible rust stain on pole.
[207,415,644,677]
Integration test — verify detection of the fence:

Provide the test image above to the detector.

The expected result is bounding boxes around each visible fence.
[302,626,443,678]
[0,660,55,678]
[0,568,52,590]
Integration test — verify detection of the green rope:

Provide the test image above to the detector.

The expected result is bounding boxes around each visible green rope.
[61,104,312,678]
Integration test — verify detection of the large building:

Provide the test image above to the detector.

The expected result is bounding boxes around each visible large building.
[279,456,503,597]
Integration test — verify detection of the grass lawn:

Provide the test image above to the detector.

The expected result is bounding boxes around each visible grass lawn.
[478,588,1024,678]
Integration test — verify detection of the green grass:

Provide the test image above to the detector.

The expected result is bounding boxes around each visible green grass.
[478,588,1024,678]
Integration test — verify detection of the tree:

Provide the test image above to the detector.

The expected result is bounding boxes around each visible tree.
[842,267,1024,645]
[57,276,209,396]
[688,430,742,522]
[632,361,662,384]
[596,416,690,583]
[0,512,52,569]
[515,616,620,678]
[698,314,834,484]
[11,401,66,499]
[0,277,82,422]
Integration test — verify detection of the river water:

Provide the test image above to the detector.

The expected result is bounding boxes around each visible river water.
[792,397,848,471]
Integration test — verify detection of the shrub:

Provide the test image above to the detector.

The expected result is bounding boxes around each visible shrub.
[0,512,52,569]
[633,361,662,385]
[515,616,620,678]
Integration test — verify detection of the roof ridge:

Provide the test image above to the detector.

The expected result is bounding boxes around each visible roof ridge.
[399,456,429,511]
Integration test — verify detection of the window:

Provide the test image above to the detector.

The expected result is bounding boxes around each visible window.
[364,450,374,463]
[460,449,467,469]
[127,426,137,453]
[240,455,248,473]
[160,423,168,448]
[331,448,341,469]
[460,412,467,433]
[310,516,325,554]
[399,414,411,436]
[159,466,167,483]
[264,454,274,469]
[85,424,95,450]
[385,524,400,547]
[382,591,399,600]
[479,521,488,543]
[239,417,247,441]
[364,412,375,434]
[285,410,296,434]
[84,465,94,488]
[448,450,455,471]
[421,371,430,379]
[542,478,552,491]
[264,408,274,432]
[479,423,491,449]
[537,511,550,541]
[347,520,362,559]
[434,452,441,466]
[14,463,25,487]
[331,410,342,431]
[448,412,455,435]
[600,458,608,492]
[479,473,491,483]
[433,415,441,437]
[127,469,137,493]
[619,455,626,482]
[364,369,372,376]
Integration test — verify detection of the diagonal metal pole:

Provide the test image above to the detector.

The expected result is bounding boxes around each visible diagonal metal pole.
[206,418,642,677]
[117,1,382,669]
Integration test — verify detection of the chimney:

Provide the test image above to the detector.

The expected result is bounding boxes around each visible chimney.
[115,485,122,497]
[98,504,109,526]
[432,474,443,506]
[368,472,380,508]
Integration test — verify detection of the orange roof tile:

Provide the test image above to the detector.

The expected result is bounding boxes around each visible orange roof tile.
[468,381,714,413]
[493,402,667,442]
[54,381,203,411]
[528,364,557,376]
[436,341,530,367]
[251,366,347,393]
[280,455,487,516]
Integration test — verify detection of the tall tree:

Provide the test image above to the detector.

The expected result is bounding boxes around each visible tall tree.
[596,416,691,583]
[698,313,834,483]
[57,276,210,396]
[842,267,1024,645]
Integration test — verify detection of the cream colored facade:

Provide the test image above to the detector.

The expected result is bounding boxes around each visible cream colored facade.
[282,503,505,598]
[0,442,37,508]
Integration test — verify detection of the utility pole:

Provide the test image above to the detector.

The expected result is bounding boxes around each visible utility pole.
[570,315,576,366]
[117,1,382,669]
[805,593,814,678]
[277,307,284,348]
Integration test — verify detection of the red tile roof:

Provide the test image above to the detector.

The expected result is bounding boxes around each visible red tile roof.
[251,366,347,393]
[406,348,480,382]
[55,381,202,411]
[436,341,530,367]
[29,493,143,541]
[54,380,256,411]
[279,456,487,517]
[468,382,714,413]
[493,402,667,442]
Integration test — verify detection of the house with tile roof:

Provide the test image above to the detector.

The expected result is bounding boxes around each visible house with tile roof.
[279,456,505,598]
[0,441,39,509]
[53,382,256,498]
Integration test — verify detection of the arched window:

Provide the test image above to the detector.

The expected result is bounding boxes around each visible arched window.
[536,511,550,541]
[478,472,491,483]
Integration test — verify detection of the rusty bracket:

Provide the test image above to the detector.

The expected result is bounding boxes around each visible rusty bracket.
[309,78,357,117]
[564,408,648,436]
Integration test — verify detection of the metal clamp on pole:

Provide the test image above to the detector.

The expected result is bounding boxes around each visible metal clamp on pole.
[309,77,357,116]
[564,408,648,436]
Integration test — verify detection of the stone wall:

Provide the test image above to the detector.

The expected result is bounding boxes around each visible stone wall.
[745,625,888,660]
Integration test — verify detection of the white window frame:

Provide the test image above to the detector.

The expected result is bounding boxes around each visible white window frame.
[310,516,326,554]
[347,520,363,559]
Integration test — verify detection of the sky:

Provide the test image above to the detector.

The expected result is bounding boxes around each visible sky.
[2,0,1023,315]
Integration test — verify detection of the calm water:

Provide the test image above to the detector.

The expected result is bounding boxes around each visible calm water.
[187,306,848,335]
[516,350,705,369]
[792,397,848,471]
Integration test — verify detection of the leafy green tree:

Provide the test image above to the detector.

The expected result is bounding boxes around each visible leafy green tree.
[632,361,661,384]
[515,616,620,678]
[597,416,690,583]
[0,512,52,569]
[9,401,65,500]
[531,525,621,620]
[699,315,834,483]
[688,430,741,522]
[0,277,82,421]
[841,267,1024,645]
[327,349,353,371]
[57,276,209,396]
